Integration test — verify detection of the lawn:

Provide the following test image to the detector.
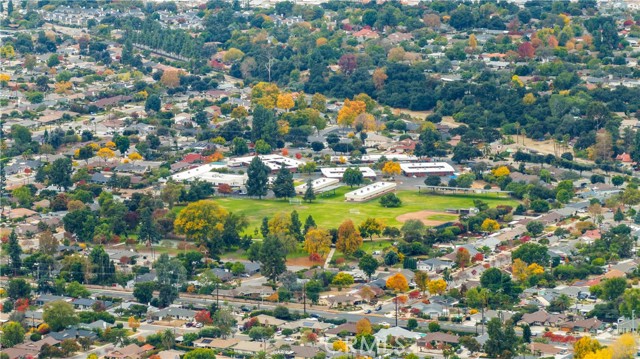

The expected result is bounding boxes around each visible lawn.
[209,188,517,234]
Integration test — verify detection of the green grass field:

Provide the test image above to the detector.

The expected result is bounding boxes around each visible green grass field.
[207,188,517,234]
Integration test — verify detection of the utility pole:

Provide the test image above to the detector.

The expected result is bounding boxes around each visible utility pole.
[633,309,635,334]
[395,294,398,327]
[303,281,307,315]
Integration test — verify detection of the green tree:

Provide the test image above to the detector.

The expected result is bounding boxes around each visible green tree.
[259,236,287,282]
[246,156,269,199]
[1,321,25,348]
[133,282,156,304]
[12,185,33,207]
[525,221,544,237]
[512,243,549,265]
[358,254,379,280]
[484,318,519,359]
[272,164,295,199]
[138,207,161,248]
[113,135,130,155]
[7,229,22,275]
[342,167,363,187]
[602,277,628,301]
[44,300,78,331]
[232,137,249,155]
[614,208,625,222]
[49,157,73,190]
[145,94,161,112]
[184,348,218,359]
[254,139,272,154]
[47,54,60,67]
[303,179,316,203]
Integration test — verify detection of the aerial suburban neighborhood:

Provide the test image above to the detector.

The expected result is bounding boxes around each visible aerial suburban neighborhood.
[3,1,640,359]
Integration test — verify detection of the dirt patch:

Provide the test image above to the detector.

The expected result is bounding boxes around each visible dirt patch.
[396,210,458,226]
[287,256,320,267]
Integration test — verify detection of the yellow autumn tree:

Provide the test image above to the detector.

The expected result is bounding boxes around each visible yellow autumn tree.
[304,229,332,257]
[428,278,447,295]
[222,48,245,63]
[105,141,116,150]
[512,75,524,87]
[276,93,294,111]
[337,99,366,127]
[128,152,143,162]
[583,347,612,359]
[574,336,602,359]
[612,333,636,359]
[469,34,478,50]
[386,273,409,292]
[97,147,115,162]
[160,69,182,88]
[54,81,73,94]
[354,113,377,131]
[251,82,280,109]
[481,218,500,233]
[527,263,544,276]
[372,68,388,90]
[174,200,230,245]
[523,93,536,105]
[382,161,401,177]
[356,318,372,335]
[333,340,348,352]
[0,74,10,82]
[512,258,528,282]
[128,316,140,332]
[492,166,510,177]
[316,37,328,47]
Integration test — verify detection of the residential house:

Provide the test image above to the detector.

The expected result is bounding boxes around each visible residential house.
[104,344,155,359]
[374,326,421,342]
[417,332,459,349]
[150,307,197,321]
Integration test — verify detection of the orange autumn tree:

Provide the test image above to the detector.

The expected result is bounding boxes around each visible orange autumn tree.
[337,99,366,127]
[386,273,409,292]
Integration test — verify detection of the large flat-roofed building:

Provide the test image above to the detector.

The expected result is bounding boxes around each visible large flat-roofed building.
[295,177,340,195]
[345,182,396,202]
[228,154,305,172]
[400,162,455,177]
[171,163,247,187]
[330,154,418,163]
[320,167,377,179]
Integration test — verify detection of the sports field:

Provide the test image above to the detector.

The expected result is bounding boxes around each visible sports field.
[210,187,517,233]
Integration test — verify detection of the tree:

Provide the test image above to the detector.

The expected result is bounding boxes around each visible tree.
[195,310,213,325]
[223,48,245,62]
[7,229,22,275]
[614,208,625,222]
[359,218,384,241]
[161,182,182,209]
[38,230,59,256]
[303,179,316,203]
[276,93,294,111]
[12,186,32,207]
[428,278,447,295]
[386,273,409,292]
[481,218,500,233]
[272,165,295,199]
[342,167,363,187]
[460,336,482,354]
[232,137,249,155]
[332,272,355,286]
[128,316,140,332]
[407,318,418,330]
[336,219,363,256]
[468,34,478,50]
[512,243,549,265]
[6,279,28,301]
[183,348,219,359]
[356,318,372,335]
[414,271,430,295]
[160,69,182,88]
[379,193,402,208]
[602,277,628,301]
[47,54,60,67]
[254,139,272,154]
[526,220,544,237]
[43,300,78,331]
[247,156,269,199]
[145,94,161,112]
[574,337,602,359]
[452,142,482,163]
[260,236,287,282]
[381,161,401,177]
[304,229,332,258]
[518,42,535,58]
[133,282,155,304]
[372,68,388,90]
[49,157,73,190]
[139,207,161,249]
[174,200,229,252]
[484,318,519,359]
[1,321,25,348]
[97,147,115,163]
[455,248,471,268]
[358,254,379,280]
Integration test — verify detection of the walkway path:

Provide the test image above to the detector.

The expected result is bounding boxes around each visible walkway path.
[324,248,336,269]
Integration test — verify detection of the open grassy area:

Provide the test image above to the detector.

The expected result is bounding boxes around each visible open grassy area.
[425,213,459,221]
[209,188,517,234]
